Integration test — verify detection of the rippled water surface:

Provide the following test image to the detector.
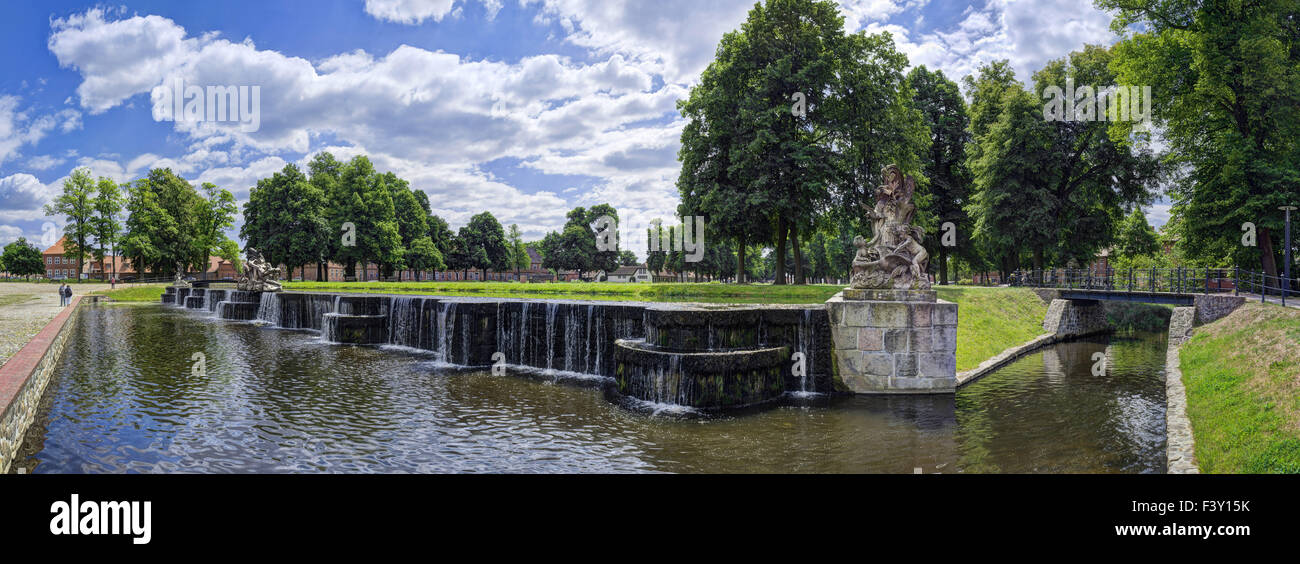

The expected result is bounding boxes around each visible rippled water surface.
[15,304,1167,473]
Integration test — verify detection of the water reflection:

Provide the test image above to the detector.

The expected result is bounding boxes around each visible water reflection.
[15,304,1166,474]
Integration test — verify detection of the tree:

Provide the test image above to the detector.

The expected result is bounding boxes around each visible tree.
[618,250,638,266]
[1098,0,1300,276]
[1,238,45,279]
[193,182,239,278]
[507,224,529,278]
[121,169,200,277]
[1114,208,1160,262]
[391,178,428,279]
[308,151,344,280]
[427,214,455,279]
[336,156,401,279]
[460,211,509,280]
[909,66,971,285]
[646,222,667,275]
[45,167,96,280]
[91,176,124,281]
[242,164,329,280]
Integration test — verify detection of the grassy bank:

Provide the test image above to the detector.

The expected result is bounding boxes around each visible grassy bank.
[90,284,171,302]
[938,287,1048,372]
[1178,303,1300,473]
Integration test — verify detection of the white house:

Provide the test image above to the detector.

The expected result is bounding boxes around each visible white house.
[605,264,652,283]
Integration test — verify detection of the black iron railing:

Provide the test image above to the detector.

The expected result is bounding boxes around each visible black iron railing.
[1008,267,1298,306]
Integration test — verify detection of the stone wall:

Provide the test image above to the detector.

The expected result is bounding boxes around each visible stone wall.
[1193,294,1245,326]
[0,296,82,473]
[1164,340,1200,473]
[1042,299,1109,337]
[1167,307,1196,346]
[826,291,958,393]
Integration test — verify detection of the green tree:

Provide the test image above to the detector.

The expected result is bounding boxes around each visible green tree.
[1114,208,1160,262]
[460,211,509,280]
[308,151,344,279]
[336,156,401,279]
[908,66,971,285]
[193,182,239,278]
[121,169,200,277]
[242,164,330,280]
[1,237,46,279]
[90,176,124,281]
[44,167,96,280]
[1098,0,1300,276]
[507,224,529,278]
[427,214,455,279]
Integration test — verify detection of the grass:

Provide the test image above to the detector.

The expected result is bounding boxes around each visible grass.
[90,284,171,302]
[1178,303,1300,473]
[934,286,1048,372]
[0,294,36,307]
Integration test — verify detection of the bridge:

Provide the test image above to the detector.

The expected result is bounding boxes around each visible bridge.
[1001,267,1299,343]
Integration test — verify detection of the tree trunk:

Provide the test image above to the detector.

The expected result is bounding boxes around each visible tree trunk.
[790,224,805,285]
[939,247,949,285]
[774,216,787,285]
[737,245,747,284]
[1261,226,1279,280]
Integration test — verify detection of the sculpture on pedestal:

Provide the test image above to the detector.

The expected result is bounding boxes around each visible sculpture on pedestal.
[171,271,191,288]
[850,165,930,290]
[237,248,283,292]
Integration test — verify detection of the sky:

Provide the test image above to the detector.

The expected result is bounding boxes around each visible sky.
[0,0,1169,256]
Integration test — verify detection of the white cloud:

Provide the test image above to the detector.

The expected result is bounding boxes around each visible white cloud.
[0,96,59,165]
[0,224,23,245]
[25,154,66,171]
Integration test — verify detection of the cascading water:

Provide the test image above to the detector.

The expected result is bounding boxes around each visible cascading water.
[544,303,558,370]
[256,292,281,326]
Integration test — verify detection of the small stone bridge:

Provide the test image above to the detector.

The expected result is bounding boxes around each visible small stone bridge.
[1009,268,1252,344]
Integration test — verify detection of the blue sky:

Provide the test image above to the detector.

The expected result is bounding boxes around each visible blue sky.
[0,0,1165,255]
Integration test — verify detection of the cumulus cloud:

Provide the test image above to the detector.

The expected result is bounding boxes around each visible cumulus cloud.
[0,224,23,245]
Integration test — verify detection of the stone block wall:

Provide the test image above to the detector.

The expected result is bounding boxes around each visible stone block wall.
[826,292,958,394]
[1042,299,1109,337]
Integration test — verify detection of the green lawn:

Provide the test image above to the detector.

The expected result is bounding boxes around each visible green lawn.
[1179,303,1300,473]
[935,286,1048,372]
[91,284,171,302]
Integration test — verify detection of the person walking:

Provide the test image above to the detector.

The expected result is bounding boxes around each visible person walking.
[63,283,73,306]
[57,283,67,307]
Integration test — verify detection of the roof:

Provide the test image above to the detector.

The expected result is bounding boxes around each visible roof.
[609,264,646,276]
[42,235,68,255]
[526,246,542,262]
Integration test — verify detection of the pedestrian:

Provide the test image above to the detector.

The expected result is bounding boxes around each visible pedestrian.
[64,283,73,306]
[57,283,67,307]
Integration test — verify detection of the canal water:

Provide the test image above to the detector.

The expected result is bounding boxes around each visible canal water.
[13,304,1167,473]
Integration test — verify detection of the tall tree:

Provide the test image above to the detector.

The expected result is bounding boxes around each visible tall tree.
[308,151,344,280]
[121,169,200,277]
[1098,0,1300,276]
[507,224,529,278]
[908,66,971,285]
[1114,207,1160,262]
[242,164,330,280]
[193,182,239,278]
[91,176,124,281]
[44,167,96,280]
[460,211,509,280]
[427,214,454,279]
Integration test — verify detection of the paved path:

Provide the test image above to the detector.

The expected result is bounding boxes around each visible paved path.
[1236,292,1300,309]
[0,283,112,370]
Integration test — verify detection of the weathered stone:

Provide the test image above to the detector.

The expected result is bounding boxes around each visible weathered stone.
[933,301,958,326]
[842,288,937,302]
[884,329,910,352]
[870,303,911,328]
[861,352,894,378]
[1168,307,1196,346]
[832,327,859,350]
[857,328,883,351]
[911,303,932,327]
[1042,299,1107,337]
[894,353,918,378]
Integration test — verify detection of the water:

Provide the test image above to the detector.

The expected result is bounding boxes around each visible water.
[13,304,1169,473]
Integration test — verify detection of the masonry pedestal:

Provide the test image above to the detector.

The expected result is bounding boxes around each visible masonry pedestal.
[825,289,958,394]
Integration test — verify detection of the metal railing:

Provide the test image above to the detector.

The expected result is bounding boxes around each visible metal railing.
[1008,267,1298,306]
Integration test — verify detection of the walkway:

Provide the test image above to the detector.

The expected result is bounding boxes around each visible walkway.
[0,283,109,369]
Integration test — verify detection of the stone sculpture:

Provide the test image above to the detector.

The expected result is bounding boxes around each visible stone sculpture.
[237,248,283,292]
[171,271,191,288]
[851,164,930,290]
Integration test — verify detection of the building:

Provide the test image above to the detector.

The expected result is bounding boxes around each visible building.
[41,236,139,280]
[605,264,651,283]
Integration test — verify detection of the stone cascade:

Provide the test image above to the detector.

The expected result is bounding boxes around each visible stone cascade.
[163,290,834,411]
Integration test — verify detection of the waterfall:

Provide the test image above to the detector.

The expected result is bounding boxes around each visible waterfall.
[436,301,457,364]
[544,303,558,370]
[519,302,529,366]
[389,296,424,349]
[256,292,281,326]
[321,313,339,343]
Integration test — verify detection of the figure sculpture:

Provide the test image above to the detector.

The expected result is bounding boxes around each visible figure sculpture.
[237,248,283,292]
[172,271,191,288]
[850,165,931,290]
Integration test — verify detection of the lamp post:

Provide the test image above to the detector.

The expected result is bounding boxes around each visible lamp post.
[1282,206,1297,296]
